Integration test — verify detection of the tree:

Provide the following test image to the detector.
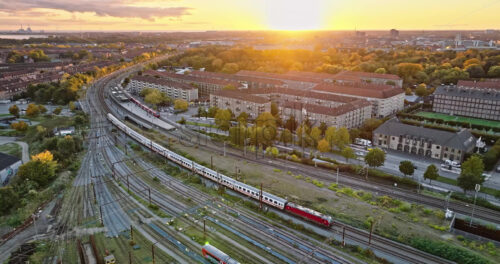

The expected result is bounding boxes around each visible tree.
[465,64,485,78]
[0,187,19,215]
[237,112,248,125]
[174,99,188,111]
[26,103,40,117]
[221,63,239,74]
[38,104,47,114]
[364,148,385,168]
[463,58,481,68]
[310,127,322,145]
[423,164,439,184]
[145,89,170,106]
[271,102,279,117]
[280,129,293,146]
[11,121,28,131]
[255,112,276,127]
[397,63,423,81]
[399,160,415,177]
[487,66,500,78]
[229,125,246,145]
[334,127,350,150]
[52,107,62,115]
[214,109,232,131]
[69,101,76,111]
[415,83,428,97]
[324,127,337,151]
[341,147,355,163]
[17,151,57,188]
[9,104,19,117]
[319,122,327,136]
[457,155,485,194]
[284,116,298,131]
[317,139,330,153]
[375,68,387,74]
[57,135,77,157]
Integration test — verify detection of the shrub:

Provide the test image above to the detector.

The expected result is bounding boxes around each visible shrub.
[409,237,489,264]
[398,202,412,212]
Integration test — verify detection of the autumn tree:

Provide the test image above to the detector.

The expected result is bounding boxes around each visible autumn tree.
[52,107,62,115]
[11,121,28,131]
[423,164,439,184]
[317,139,330,153]
[487,66,500,77]
[26,103,40,117]
[174,99,188,111]
[222,84,237,90]
[8,104,19,117]
[324,127,336,151]
[17,151,58,188]
[334,127,350,150]
[310,127,322,145]
[38,104,47,114]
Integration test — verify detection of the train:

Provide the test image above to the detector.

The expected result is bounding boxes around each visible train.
[123,90,160,118]
[107,113,333,227]
[202,244,239,264]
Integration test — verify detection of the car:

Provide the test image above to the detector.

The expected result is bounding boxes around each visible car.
[483,174,491,181]
[496,166,500,173]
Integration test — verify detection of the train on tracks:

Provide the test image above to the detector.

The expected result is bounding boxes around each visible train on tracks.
[125,91,160,118]
[202,244,239,264]
[107,113,333,227]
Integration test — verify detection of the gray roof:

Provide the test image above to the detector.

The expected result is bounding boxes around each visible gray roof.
[0,152,21,171]
[434,85,500,101]
[374,118,476,150]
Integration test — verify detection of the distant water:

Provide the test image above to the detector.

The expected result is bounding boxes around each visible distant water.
[0,34,49,40]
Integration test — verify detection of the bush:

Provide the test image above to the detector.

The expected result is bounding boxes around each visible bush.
[409,237,489,264]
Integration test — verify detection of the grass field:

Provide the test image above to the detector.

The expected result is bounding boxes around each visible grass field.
[416,112,500,128]
[0,142,22,159]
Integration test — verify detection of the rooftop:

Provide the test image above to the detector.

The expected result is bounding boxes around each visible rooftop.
[245,87,361,103]
[282,99,371,117]
[145,70,240,87]
[434,84,500,100]
[0,152,21,171]
[334,70,402,81]
[374,118,476,150]
[313,82,404,99]
[457,80,500,90]
[211,90,270,104]
[131,75,196,90]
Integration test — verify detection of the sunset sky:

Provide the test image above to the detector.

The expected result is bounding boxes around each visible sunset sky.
[0,0,499,32]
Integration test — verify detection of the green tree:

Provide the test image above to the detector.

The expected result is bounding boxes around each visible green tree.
[310,127,322,145]
[229,125,246,146]
[415,83,428,97]
[255,112,276,127]
[399,160,415,177]
[334,127,350,150]
[9,104,19,117]
[69,101,76,111]
[207,106,218,118]
[341,147,356,163]
[465,64,485,78]
[0,187,19,215]
[317,139,330,153]
[457,155,485,194]
[375,68,387,74]
[145,89,170,106]
[324,127,337,151]
[57,136,77,157]
[364,148,385,168]
[237,112,248,125]
[215,109,232,131]
[17,151,57,188]
[423,164,439,184]
[487,66,500,77]
[280,129,293,146]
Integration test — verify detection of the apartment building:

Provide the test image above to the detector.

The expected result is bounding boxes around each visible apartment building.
[188,70,285,89]
[373,118,475,162]
[333,71,403,87]
[432,81,500,121]
[145,70,240,99]
[210,90,271,119]
[127,75,198,102]
[280,99,372,129]
[313,82,405,118]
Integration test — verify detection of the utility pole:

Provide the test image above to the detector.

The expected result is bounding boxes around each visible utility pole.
[129,251,132,264]
[470,184,480,227]
[342,226,346,247]
[223,141,226,157]
[203,219,206,239]
[369,221,374,245]
[152,244,155,264]
[130,225,134,241]
[336,167,339,185]
[127,174,130,193]
[99,205,103,225]
[92,181,97,204]
[210,156,213,169]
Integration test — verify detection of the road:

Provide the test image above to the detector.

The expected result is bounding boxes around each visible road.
[0,136,29,163]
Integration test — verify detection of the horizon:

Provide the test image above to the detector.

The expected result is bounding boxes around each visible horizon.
[1,0,500,32]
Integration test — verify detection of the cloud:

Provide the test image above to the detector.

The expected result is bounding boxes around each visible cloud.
[0,0,192,20]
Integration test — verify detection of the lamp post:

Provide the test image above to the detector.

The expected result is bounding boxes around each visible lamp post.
[469,184,480,227]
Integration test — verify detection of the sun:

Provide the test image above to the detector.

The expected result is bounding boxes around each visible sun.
[266,0,327,30]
